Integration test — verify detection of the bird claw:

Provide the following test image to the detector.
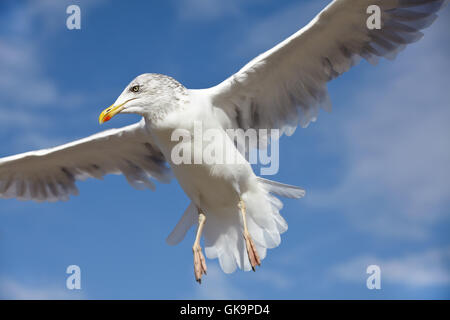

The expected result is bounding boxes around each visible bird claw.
[193,245,207,283]
[244,232,261,271]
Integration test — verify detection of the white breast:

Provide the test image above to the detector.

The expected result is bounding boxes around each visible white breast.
[148,100,255,209]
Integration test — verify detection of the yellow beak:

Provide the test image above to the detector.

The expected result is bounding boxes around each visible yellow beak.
[98,99,135,124]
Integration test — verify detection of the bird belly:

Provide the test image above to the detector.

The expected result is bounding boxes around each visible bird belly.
[150,117,255,210]
[171,162,252,210]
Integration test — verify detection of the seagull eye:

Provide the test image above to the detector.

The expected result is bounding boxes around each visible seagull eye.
[130,85,140,93]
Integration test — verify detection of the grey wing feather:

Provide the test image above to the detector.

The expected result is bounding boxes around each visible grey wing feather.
[209,0,447,138]
[0,119,171,202]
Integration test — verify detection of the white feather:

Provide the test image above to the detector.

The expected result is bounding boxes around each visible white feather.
[208,0,448,140]
[0,119,170,202]
[166,202,197,246]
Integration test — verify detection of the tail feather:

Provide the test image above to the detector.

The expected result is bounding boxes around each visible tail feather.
[166,202,196,246]
[166,177,306,274]
[257,177,306,199]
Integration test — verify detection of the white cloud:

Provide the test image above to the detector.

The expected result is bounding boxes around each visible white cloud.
[0,278,85,300]
[177,0,240,20]
[0,1,79,108]
[176,0,264,21]
[232,0,329,57]
[332,247,450,287]
[0,0,104,150]
[190,264,293,299]
[194,265,246,299]
[251,268,293,289]
[13,132,69,151]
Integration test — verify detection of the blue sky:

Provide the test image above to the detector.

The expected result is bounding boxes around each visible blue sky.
[0,0,449,299]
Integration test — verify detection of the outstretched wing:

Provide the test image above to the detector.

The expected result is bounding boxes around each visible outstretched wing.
[0,119,171,202]
[209,0,447,136]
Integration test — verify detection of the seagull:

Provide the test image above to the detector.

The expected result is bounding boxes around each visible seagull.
[0,0,446,283]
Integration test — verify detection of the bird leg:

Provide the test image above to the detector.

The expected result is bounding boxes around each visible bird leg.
[193,209,207,284]
[238,199,261,271]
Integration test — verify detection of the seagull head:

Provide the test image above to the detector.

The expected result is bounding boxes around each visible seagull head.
[99,73,186,124]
